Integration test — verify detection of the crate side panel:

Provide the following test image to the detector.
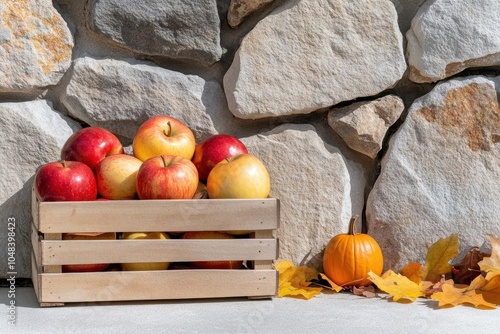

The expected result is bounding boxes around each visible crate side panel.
[37,198,279,233]
[39,239,278,265]
[38,270,277,303]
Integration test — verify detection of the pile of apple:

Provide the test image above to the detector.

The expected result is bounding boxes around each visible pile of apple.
[34,115,271,272]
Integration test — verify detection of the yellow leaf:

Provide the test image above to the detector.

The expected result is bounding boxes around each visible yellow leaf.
[318,273,343,292]
[275,260,323,299]
[478,235,500,276]
[400,262,424,283]
[368,270,426,302]
[431,274,500,308]
[423,234,459,282]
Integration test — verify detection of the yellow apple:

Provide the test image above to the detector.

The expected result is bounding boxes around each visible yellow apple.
[120,232,170,271]
[132,115,196,161]
[62,232,117,272]
[207,153,271,199]
[95,154,143,200]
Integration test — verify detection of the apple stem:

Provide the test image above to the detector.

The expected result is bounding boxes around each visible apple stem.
[163,121,172,137]
[61,160,68,168]
[160,155,167,167]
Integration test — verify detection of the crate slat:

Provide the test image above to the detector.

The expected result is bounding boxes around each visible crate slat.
[37,269,278,303]
[36,198,279,233]
[39,239,277,265]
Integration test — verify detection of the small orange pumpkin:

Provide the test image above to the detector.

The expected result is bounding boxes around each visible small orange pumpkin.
[323,215,383,287]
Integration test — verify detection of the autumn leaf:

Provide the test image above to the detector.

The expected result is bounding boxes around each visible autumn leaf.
[368,270,429,302]
[452,247,487,285]
[478,235,500,276]
[423,234,459,283]
[400,262,424,283]
[275,260,323,299]
[423,276,455,297]
[352,285,377,298]
[431,274,500,308]
[309,273,343,292]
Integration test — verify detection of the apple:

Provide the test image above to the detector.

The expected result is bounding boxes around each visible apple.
[62,232,117,272]
[95,154,143,200]
[206,154,271,199]
[132,115,196,161]
[192,134,248,182]
[182,231,243,269]
[120,232,170,271]
[61,127,124,170]
[136,155,199,199]
[34,161,98,201]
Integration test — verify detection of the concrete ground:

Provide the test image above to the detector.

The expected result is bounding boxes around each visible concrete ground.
[2,287,500,333]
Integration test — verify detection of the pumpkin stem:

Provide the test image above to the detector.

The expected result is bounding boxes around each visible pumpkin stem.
[348,215,359,235]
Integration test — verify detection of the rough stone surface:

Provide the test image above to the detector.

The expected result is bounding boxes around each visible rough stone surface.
[328,95,405,159]
[223,0,406,119]
[241,124,366,269]
[366,76,500,270]
[406,0,500,83]
[227,0,275,27]
[85,0,222,65]
[60,57,232,143]
[0,0,73,93]
[0,100,81,278]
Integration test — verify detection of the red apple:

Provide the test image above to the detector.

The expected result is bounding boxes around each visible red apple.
[95,154,143,200]
[120,232,170,271]
[61,127,124,170]
[136,155,198,199]
[192,134,248,182]
[182,231,243,269]
[207,154,271,199]
[34,161,98,201]
[133,115,196,161]
[62,232,117,272]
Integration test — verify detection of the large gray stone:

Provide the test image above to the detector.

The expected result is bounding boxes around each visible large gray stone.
[406,0,500,83]
[224,0,406,119]
[60,57,233,143]
[0,0,73,93]
[0,100,81,278]
[366,76,500,270]
[85,0,222,65]
[241,124,366,269]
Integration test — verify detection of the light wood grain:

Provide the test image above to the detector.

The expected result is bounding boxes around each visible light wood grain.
[36,197,279,233]
[39,239,278,265]
[38,270,277,303]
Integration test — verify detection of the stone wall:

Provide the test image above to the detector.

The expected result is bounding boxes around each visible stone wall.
[2,0,500,279]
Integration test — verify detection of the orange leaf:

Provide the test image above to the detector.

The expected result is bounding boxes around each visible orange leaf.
[317,273,343,292]
[431,274,500,308]
[400,262,424,283]
[368,270,427,302]
[478,235,500,276]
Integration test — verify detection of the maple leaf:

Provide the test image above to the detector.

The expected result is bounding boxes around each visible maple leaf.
[368,270,429,302]
[275,260,323,299]
[400,262,424,283]
[452,247,487,285]
[422,234,459,283]
[431,274,500,308]
[478,235,500,276]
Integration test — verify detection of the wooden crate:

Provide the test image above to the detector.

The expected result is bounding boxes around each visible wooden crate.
[31,188,279,307]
